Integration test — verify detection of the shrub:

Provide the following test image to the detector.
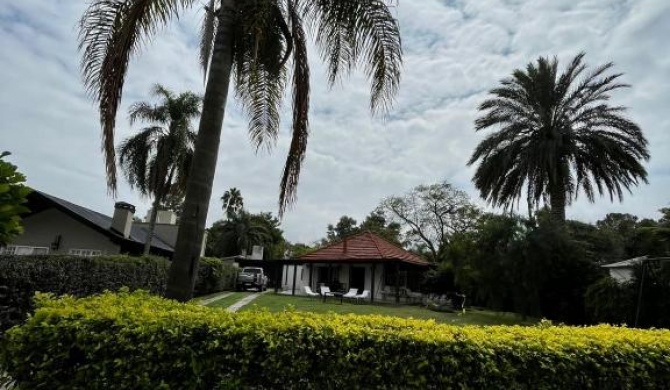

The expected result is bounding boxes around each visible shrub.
[0,255,235,332]
[195,257,237,296]
[2,291,669,389]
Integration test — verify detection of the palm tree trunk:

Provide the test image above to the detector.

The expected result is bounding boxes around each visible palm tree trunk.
[549,182,567,224]
[143,197,161,255]
[165,0,237,301]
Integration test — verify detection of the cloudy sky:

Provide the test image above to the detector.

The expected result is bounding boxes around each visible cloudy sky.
[1,0,669,244]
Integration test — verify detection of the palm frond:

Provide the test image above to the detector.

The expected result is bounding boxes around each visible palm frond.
[233,2,287,150]
[304,0,402,114]
[78,0,196,192]
[279,0,310,216]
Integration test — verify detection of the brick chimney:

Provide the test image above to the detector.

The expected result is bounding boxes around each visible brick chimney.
[111,202,135,238]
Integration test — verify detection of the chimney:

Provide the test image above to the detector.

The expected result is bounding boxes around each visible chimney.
[112,202,135,238]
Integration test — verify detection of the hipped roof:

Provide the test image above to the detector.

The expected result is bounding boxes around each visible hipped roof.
[298,231,429,266]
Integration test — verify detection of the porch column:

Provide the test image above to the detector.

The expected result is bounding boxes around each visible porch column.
[371,263,375,303]
[292,264,298,296]
[309,264,313,289]
[274,263,280,293]
[395,261,400,304]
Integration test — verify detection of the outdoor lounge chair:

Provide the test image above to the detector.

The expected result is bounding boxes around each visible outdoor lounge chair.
[342,288,359,300]
[354,290,370,303]
[320,286,335,297]
[304,286,320,297]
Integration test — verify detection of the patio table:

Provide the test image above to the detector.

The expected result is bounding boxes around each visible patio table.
[323,292,344,304]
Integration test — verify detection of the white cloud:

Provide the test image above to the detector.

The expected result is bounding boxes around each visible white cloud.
[1,0,669,244]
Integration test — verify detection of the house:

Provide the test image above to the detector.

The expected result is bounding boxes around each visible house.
[1,190,203,257]
[601,256,647,283]
[280,231,430,302]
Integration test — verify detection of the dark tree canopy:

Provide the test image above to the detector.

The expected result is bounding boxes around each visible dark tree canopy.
[469,53,649,223]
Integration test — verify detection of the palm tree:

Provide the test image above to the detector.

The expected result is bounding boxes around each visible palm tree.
[468,53,649,224]
[221,187,244,218]
[210,211,272,257]
[79,0,402,301]
[117,84,201,255]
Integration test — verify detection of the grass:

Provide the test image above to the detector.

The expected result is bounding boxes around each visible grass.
[206,292,253,308]
[237,294,536,326]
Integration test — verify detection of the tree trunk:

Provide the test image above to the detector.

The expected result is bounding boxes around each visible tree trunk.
[143,197,161,255]
[549,181,567,224]
[165,0,236,301]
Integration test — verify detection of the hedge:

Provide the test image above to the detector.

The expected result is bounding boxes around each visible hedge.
[2,291,669,389]
[0,255,236,332]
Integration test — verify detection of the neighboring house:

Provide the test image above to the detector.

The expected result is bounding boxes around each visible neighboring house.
[0,190,203,257]
[280,231,430,302]
[602,256,647,283]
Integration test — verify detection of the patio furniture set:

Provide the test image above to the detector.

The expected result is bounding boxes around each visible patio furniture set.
[303,286,370,304]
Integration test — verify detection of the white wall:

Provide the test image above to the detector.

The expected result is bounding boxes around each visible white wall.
[281,264,305,293]
[609,268,634,284]
[293,263,386,301]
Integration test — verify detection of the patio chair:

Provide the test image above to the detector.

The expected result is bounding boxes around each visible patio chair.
[304,286,319,297]
[353,290,370,303]
[342,288,359,300]
[320,286,335,297]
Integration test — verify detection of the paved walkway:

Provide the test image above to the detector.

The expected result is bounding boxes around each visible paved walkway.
[227,292,263,312]
[198,292,232,306]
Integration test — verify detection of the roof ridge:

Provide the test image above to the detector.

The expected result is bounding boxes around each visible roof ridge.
[365,231,386,258]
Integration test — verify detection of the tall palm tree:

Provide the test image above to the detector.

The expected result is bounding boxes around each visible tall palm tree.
[468,53,649,224]
[117,84,201,254]
[79,0,402,301]
[221,187,244,218]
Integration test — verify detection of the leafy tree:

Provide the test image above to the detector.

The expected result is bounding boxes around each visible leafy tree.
[469,53,649,224]
[117,85,201,255]
[326,216,359,242]
[80,0,402,301]
[286,242,313,257]
[0,152,31,247]
[207,211,286,259]
[359,210,403,244]
[377,181,479,262]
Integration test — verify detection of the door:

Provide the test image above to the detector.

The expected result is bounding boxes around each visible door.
[350,267,366,293]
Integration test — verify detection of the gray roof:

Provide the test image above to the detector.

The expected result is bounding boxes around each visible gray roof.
[35,191,174,253]
[601,256,647,269]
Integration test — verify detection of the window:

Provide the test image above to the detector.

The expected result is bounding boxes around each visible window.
[69,249,102,257]
[0,246,49,255]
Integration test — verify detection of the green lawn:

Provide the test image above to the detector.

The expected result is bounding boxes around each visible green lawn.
[238,294,536,326]
[206,292,253,308]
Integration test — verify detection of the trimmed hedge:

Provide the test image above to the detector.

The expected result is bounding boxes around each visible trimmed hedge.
[0,255,235,331]
[2,291,670,389]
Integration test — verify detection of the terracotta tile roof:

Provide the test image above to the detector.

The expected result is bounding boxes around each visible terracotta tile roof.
[298,231,429,266]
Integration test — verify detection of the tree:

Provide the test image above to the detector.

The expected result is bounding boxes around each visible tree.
[326,216,359,242]
[377,182,479,262]
[359,210,403,244]
[117,85,201,255]
[0,152,31,247]
[207,211,272,258]
[80,0,402,301]
[468,53,649,224]
[221,187,244,218]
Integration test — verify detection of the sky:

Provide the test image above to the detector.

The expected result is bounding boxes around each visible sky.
[1,0,669,244]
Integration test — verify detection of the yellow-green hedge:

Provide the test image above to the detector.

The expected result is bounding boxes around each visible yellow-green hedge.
[2,291,670,389]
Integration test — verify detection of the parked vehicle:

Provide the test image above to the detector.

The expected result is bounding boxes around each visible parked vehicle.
[236,267,268,291]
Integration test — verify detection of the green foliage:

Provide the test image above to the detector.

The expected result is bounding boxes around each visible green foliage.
[3,291,670,389]
[585,277,634,325]
[207,211,286,259]
[0,152,31,247]
[0,255,235,332]
[469,53,649,223]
